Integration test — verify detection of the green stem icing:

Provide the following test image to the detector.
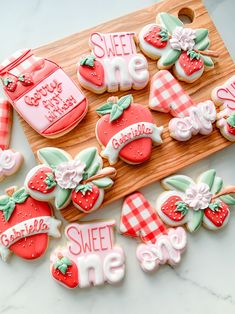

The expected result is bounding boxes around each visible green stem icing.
[54,256,72,275]
[96,95,133,122]
[0,188,29,221]
[80,55,96,67]
[175,201,189,216]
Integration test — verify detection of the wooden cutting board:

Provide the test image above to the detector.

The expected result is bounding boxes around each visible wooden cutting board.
[19,0,235,221]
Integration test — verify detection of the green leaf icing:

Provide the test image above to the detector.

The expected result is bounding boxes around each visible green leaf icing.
[54,256,72,275]
[158,28,169,42]
[187,210,203,232]
[80,55,96,67]
[0,188,29,221]
[201,55,214,68]
[75,183,93,195]
[159,12,183,33]
[96,94,132,122]
[55,188,71,210]
[211,176,223,194]
[76,147,102,178]
[195,37,210,51]
[187,50,200,60]
[209,200,222,212]
[92,177,113,188]
[198,169,216,190]
[194,29,209,44]
[220,195,235,205]
[38,148,69,168]
[175,201,189,216]
[96,102,113,115]
[227,114,235,128]
[44,173,57,189]
[161,49,181,67]
[163,175,193,192]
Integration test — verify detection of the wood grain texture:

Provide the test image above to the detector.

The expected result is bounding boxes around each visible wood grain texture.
[19,0,235,221]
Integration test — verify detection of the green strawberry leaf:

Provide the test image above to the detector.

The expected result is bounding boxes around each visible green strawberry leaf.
[201,55,214,68]
[198,169,216,190]
[195,37,210,51]
[161,49,181,67]
[0,196,10,206]
[187,210,203,232]
[75,147,102,174]
[110,103,123,122]
[80,55,95,67]
[96,102,113,115]
[38,148,69,168]
[175,201,189,216]
[44,173,57,189]
[163,175,194,192]
[55,188,71,210]
[194,29,209,44]
[220,195,235,205]
[92,177,113,189]
[0,201,16,221]
[12,188,29,204]
[117,95,132,109]
[61,257,72,266]
[75,183,93,195]
[211,176,223,194]
[159,12,183,33]
[227,114,235,127]
[187,50,200,60]
[209,201,221,212]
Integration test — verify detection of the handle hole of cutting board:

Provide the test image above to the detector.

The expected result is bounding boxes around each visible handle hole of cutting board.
[178,7,195,24]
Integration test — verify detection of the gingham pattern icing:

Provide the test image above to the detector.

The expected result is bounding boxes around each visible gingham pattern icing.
[0,100,12,149]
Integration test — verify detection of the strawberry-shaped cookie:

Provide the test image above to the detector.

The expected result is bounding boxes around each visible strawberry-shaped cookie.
[51,253,79,289]
[0,186,61,262]
[96,95,163,165]
[157,169,235,232]
[139,13,219,83]
[50,221,125,289]
[77,32,149,94]
[0,49,88,138]
[25,147,116,213]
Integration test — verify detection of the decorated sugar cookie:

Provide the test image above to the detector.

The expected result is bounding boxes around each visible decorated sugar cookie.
[157,169,235,232]
[25,147,116,212]
[119,192,186,272]
[139,13,218,83]
[211,76,235,141]
[0,49,88,138]
[50,220,125,288]
[96,94,163,164]
[149,70,216,141]
[0,186,61,262]
[0,99,23,181]
[77,32,149,93]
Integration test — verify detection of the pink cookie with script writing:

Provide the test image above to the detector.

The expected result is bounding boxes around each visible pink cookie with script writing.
[77,32,149,94]
[0,49,88,138]
[0,186,61,262]
[96,94,163,165]
[211,75,235,141]
[50,220,125,289]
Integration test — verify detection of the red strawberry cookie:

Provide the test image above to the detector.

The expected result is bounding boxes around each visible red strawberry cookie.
[0,186,61,262]
[139,13,219,83]
[156,169,235,232]
[50,221,125,289]
[25,147,116,213]
[0,49,88,138]
[96,95,163,165]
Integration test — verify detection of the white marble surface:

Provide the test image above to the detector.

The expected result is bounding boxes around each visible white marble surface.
[0,0,235,313]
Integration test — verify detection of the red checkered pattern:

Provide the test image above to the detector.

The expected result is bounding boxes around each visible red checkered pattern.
[149,70,195,117]
[0,49,44,77]
[0,99,12,150]
[119,192,167,244]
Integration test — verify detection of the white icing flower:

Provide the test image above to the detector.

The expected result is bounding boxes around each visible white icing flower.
[0,149,16,171]
[184,183,212,210]
[55,160,86,189]
[170,26,196,51]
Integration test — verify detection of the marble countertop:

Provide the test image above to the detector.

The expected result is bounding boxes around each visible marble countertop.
[0,0,235,313]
